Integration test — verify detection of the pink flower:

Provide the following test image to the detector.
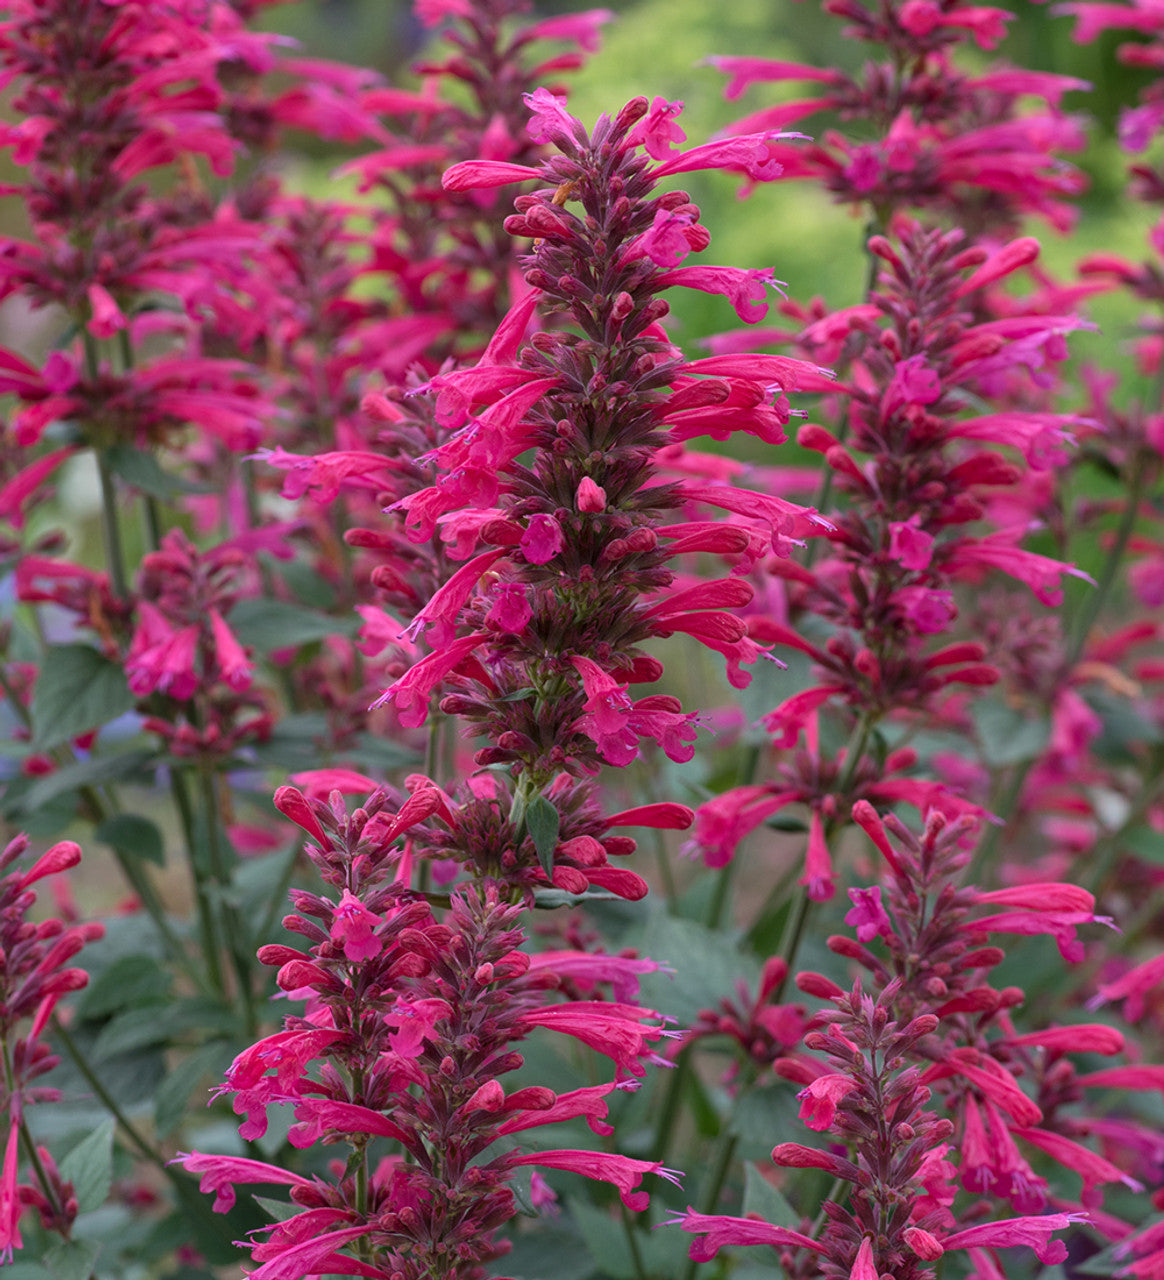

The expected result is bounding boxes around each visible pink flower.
[330,890,382,962]
[850,1236,878,1280]
[441,158,543,190]
[86,283,127,338]
[797,1073,859,1130]
[208,609,252,691]
[625,95,687,158]
[1088,954,1164,1020]
[371,632,490,727]
[521,513,565,564]
[0,1121,22,1262]
[517,1000,672,1080]
[938,1213,1085,1266]
[174,1152,314,1214]
[844,886,892,942]
[945,530,1094,607]
[507,1150,679,1211]
[655,264,781,323]
[486,583,532,633]
[683,785,797,868]
[672,1208,825,1262]
[576,476,606,511]
[889,517,935,571]
[801,809,835,901]
[1010,1126,1143,1199]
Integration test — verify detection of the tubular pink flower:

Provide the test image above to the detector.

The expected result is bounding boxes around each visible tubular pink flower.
[938,1213,1086,1265]
[797,1073,859,1130]
[1088,954,1164,1019]
[517,1001,670,1080]
[496,1084,617,1137]
[654,264,780,323]
[208,609,252,691]
[507,1150,679,1211]
[441,159,543,190]
[801,809,835,902]
[921,1053,1042,1126]
[330,890,382,962]
[174,1152,314,1214]
[371,632,490,726]
[652,133,791,181]
[0,1120,22,1262]
[672,1209,825,1262]
[1010,1126,1143,1196]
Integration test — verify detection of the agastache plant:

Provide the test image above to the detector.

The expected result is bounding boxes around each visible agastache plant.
[0,0,1161,1275]
[0,836,100,1262]
[180,783,680,1278]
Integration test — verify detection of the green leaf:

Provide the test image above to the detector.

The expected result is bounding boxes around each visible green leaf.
[17,750,154,813]
[531,887,624,908]
[92,997,239,1062]
[526,794,560,879]
[1125,826,1164,864]
[972,699,1051,767]
[252,1195,302,1224]
[42,1240,101,1280]
[229,599,357,653]
[57,1119,115,1214]
[32,644,135,750]
[506,1226,596,1280]
[106,443,211,499]
[95,813,164,867]
[2,1264,54,1280]
[76,954,171,1020]
[637,913,761,1026]
[743,1161,799,1228]
[570,1201,635,1280]
[729,1084,808,1162]
[154,1042,234,1138]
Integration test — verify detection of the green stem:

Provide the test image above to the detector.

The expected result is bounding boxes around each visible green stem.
[1066,461,1148,669]
[650,1044,691,1164]
[707,852,736,930]
[652,827,678,909]
[95,450,129,600]
[198,763,257,1035]
[679,1123,740,1280]
[50,1016,168,1171]
[169,769,226,996]
[620,1201,651,1280]
[4,1036,69,1235]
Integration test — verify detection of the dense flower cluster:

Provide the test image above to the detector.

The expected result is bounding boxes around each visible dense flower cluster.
[0,0,1160,1276]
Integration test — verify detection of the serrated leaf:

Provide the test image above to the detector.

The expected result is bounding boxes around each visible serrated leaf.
[972,699,1051,767]
[17,750,154,813]
[506,1224,596,1280]
[229,598,357,653]
[95,813,164,866]
[43,1240,101,1280]
[637,913,761,1026]
[155,1041,233,1138]
[729,1084,807,1162]
[571,1200,635,1280]
[1125,826,1164,864]
[32,644,135,750]
[106,443,211,499]
[531,887,624,908]
[743,1161,799,1228]
[76,954,170,1020]
[57,1119,115,1214]
[526,795,560,879]
[92,997,239,1061]
[252,1195,303,1224]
